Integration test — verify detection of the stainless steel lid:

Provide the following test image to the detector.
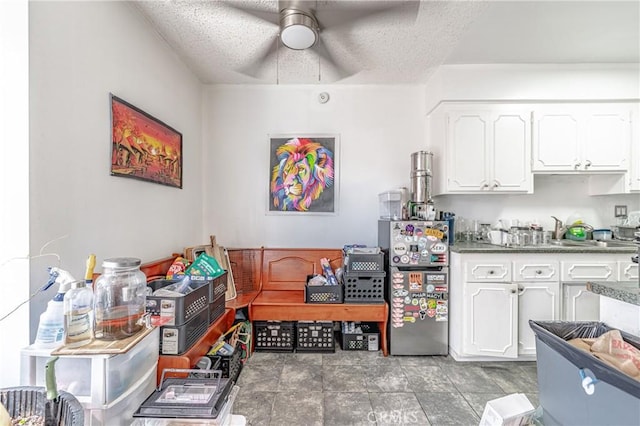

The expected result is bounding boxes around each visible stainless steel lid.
[102,257,142,268]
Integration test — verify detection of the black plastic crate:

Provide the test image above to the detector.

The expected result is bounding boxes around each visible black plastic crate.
[146,277,209,326]
[206,341,243,383]
[305,275,343,304]
[341,322,380,351]
[159,307,209,355]
[190,271,227,303]
[209,293,226,325]
[344,252,384,274]
[254,321,295,352]
[296,321,335,352]
[343,272,386,303]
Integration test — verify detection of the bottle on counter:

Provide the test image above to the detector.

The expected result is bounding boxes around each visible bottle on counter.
[63,280,94,348]
[33,267,76,348]
[94,257,147,340]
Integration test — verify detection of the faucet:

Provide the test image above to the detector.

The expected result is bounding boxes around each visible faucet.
[551,216,564,240]
[551,216,594,240]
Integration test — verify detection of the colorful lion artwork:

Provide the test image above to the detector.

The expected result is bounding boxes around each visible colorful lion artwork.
[270,137,335,212]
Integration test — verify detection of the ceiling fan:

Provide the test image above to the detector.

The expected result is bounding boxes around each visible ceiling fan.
[227,0,420,81]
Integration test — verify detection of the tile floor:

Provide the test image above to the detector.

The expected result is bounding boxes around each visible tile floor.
[234,344,539,426]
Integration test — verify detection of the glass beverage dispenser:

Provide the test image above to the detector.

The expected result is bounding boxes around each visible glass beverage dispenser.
[94,257,147,340]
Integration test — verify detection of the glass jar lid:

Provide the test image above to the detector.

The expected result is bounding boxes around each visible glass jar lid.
[102,257,141,269]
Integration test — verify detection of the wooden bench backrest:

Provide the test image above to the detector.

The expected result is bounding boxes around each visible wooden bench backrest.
[261,248,343,291]
[226,248,263,293]
[125,248,343,293]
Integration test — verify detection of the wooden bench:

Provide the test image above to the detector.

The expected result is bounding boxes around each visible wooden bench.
[136,248,390,359]
[248,248,389,356]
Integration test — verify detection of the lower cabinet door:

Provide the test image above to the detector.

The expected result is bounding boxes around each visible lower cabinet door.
[562,283,600,321]
[463,282,518,358]
[518,282,560,356]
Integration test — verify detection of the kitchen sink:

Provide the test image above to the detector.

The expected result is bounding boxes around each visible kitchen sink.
[548,239,591,246]
[589,240,637,248]
[548,239,637,248]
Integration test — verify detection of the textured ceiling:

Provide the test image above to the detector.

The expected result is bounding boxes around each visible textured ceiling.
[132,0,640,85]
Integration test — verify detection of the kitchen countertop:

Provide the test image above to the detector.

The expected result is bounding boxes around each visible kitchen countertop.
[587,281,640,306]
[450,241,637,254]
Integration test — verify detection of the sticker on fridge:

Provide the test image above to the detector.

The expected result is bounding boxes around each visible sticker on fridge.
[409,272,422,291]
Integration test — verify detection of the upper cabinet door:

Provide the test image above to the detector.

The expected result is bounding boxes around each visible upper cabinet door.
[444,106,532,193]
[533,104,631,172]
[491,112,532,192]
[583,107,631,171]
[447,112,490,191]
[532,109,580,171]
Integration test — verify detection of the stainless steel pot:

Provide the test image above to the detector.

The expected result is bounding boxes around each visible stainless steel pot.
[410,151,433,174]
[613,225,639,240]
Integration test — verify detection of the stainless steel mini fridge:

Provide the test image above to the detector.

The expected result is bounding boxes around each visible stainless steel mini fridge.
[378,220,449,355]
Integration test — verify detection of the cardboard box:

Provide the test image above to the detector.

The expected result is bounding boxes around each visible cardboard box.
[479,393,535,426]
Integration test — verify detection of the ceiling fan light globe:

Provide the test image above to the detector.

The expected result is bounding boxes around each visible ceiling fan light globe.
[280,11,318,50]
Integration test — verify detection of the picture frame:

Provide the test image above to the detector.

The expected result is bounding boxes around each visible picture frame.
[268,134,339,215]
[110,94,183,188]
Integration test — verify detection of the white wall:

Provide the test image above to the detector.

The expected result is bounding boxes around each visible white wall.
[203,85,425,248]
[0,0,30,388]
[28,1,203,342]
[424,64,640,113]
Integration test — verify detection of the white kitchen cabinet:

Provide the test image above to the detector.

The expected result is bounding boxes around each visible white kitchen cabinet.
[513,260,559,282]
[532,103,631,173]
[630,103,640,191]
[456,255,557,359]
[561,260,617,282]
[513,259,560,355]
[517,282,560,355]
[465,259,511,282]
[443,106,532,193]
[462,281,519,358]
[450,252,632,360]
[562,283,600,321]
[618,260,639,282]
[559,258,617,320]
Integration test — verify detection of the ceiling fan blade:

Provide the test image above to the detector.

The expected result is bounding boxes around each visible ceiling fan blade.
[237,36,279,78]
[314,1,420,31]
[310,38,355,81]
[222,0,280,26]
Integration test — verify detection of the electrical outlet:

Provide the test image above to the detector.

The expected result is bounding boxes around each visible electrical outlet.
[614,205,628,217]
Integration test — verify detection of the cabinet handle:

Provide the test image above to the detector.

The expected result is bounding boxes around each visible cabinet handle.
[511,289,516,294]
[488,270,494,275]
[482,183,489,189]
[535,270,542,275]
[585,160,592,168]
[493,182,499,188]
[574,162,581,170]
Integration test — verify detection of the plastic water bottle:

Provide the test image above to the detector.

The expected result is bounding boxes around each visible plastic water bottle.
[64,280,94,347]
